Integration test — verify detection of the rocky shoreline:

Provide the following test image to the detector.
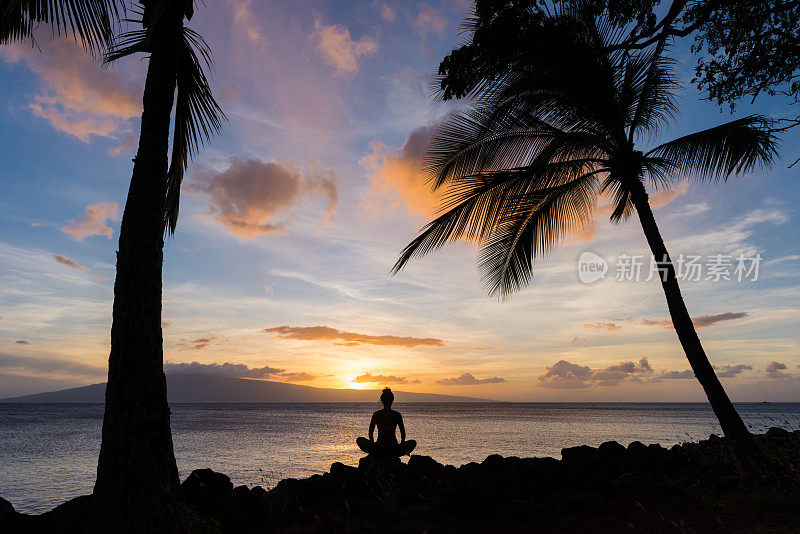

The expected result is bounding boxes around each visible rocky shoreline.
[3,428,800,533]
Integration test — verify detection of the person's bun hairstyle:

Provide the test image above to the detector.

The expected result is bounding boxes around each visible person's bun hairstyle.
[380,387,394,404]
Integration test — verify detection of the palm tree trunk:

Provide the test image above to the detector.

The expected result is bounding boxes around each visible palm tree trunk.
[89,5,186,532]
[629,181,751,445]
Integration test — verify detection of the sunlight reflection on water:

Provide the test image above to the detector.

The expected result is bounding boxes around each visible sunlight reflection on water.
[1,402,798,514]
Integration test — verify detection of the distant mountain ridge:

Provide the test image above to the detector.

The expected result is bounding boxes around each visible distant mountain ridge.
[0,373,492,403]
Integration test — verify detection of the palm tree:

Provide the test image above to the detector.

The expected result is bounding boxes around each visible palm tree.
[392,6,777,445]
[1,0,119,51]
[88,1,223,530]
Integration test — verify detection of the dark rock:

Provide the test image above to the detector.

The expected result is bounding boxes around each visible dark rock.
[251,485,269,509]
[598,440,626,459]
[232,485,259,510]
[766,427,791,440]
[482,454,505,469]
[561,445,598,466]
[520,457,560,478]
[408,454,444,478]
[330,461,359,481]
[0,495,14,518]
[439,484,499,516]
[39,494,93,534]
[627,441,647,455]
[329,461,366,496]
[182,468,234,515]
[358,454,402,473]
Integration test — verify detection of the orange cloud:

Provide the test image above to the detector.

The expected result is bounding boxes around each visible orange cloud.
[435,373,505,385]
[650,179,689,209]
[311,18,377,75]
[164,361,318,382]
[263,325,444,347]
[414,4,448,36]
[379,3,396,22]
[538,357,652,389]
[361,124,441,216]
[165,361,284,378]
[352,373,408,384]
[0,354,105,378]
[190,158,337,238]
[0,39,140,144]
[279,372,318,382]
[570,336,588,346]
[641,312,748,329]
[61,202,118,241]
[232,0,268,46]
[583,322,622,331]
[52,254,88,271]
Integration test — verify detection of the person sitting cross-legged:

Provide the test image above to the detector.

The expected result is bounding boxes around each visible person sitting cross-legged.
[356,388,416,457]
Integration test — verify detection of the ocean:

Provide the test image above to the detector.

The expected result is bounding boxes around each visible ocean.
[1,402,799,514]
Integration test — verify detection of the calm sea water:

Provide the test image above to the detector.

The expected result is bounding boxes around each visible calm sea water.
[1,402,799,514]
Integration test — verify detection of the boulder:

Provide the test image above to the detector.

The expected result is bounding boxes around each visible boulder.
[182,468,234,515]
[626,441,647,456]
[358,454,402,473]
[481,454,505,469]
[0,496,14,519]
[408,455,444,478]
[330,461,359,481]
[598,440,626,459]
[329,462,366,494]
[232,485,260,510]
[561,445,598,467]
[766,427,791,441]
[251,485,268,502]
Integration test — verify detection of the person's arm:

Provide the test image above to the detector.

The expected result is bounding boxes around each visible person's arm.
[398,413,406,443]
[368,413,376,441]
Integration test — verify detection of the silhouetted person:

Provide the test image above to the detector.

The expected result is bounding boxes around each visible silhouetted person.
[357,388,416,457]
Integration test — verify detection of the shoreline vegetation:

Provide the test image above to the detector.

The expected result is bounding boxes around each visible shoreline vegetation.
[3,428,799,533]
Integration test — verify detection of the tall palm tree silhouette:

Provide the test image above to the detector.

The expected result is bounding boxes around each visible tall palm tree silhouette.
[393,5,778,445]
[88,1,224,530]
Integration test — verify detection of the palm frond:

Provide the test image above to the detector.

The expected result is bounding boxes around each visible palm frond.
[600,175,635,223]
[103,28,147,62]
[641,156,677,190]
[625,41,678,141]
[478,170,600,298]
[1,0,121,52]
[391,169,536,274]
[165,27,225,235]
[425,106,607,191]
[645,115,778,182]
[393,156,600,276]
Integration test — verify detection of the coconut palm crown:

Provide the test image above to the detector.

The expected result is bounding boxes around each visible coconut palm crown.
[393,3,778,443]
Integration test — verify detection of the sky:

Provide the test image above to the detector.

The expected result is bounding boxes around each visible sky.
[0,0,798,401]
